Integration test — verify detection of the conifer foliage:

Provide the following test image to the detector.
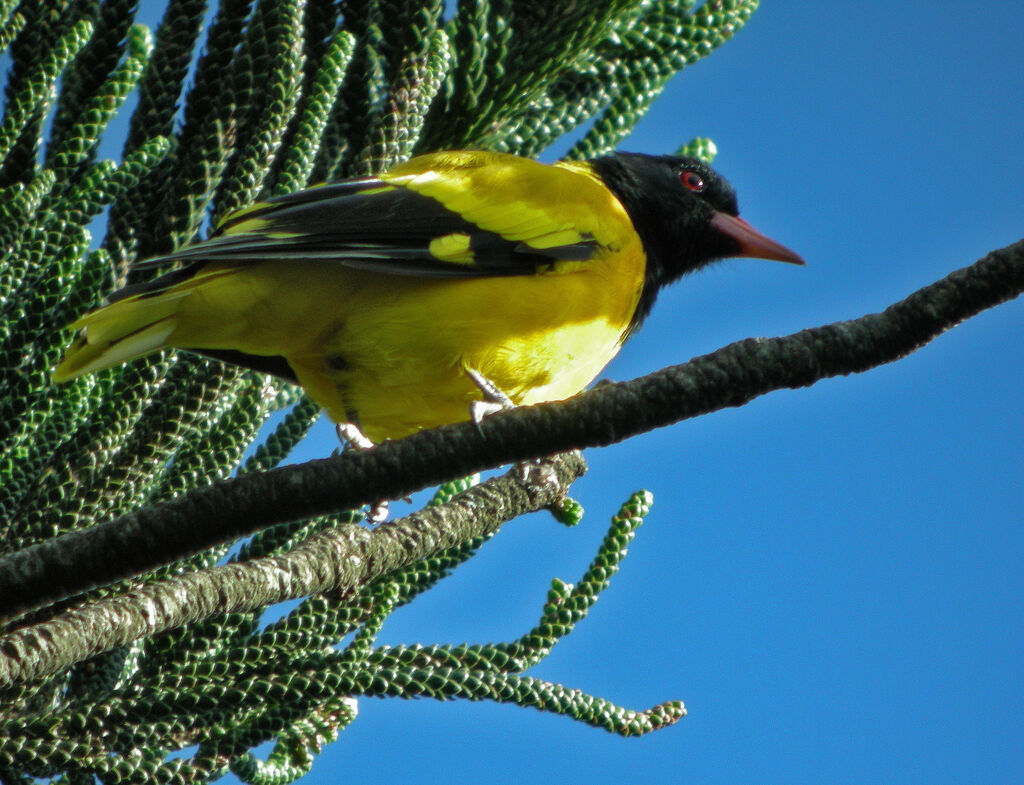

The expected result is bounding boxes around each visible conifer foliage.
[0,0,761,780]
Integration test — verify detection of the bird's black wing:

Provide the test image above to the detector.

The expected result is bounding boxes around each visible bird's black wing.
[134,174,599,278]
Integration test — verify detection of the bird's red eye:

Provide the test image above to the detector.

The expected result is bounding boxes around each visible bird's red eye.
[680,170,705,192]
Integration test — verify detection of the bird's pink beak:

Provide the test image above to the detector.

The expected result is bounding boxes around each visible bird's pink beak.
[710,212,804,265]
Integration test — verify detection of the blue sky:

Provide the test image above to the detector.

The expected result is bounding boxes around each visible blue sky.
[127,1,1022,782]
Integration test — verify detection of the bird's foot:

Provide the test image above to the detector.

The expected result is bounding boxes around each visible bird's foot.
[335,421,389,524]
[463,368,553,492]
[465,367,515,427]
[336,421,375,451]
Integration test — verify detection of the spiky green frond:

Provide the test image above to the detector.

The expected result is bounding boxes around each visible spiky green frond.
[272,30,357,194]
[0,18,94,166]
[0,488,673,780]
[569,0,758,159]
[0,0,761,778]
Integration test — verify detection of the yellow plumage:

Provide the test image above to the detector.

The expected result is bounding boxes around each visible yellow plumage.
[55,151,645,442]
[55,148,802,442]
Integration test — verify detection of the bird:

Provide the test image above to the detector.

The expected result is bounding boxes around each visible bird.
[54,149,803,444]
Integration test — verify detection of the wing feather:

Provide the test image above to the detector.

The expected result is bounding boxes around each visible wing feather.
[135,151,633,278]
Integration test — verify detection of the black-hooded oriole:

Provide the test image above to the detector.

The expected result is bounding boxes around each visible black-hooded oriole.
[54,150,803,442]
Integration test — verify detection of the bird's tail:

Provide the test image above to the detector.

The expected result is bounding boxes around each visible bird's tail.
[52,288,189,383]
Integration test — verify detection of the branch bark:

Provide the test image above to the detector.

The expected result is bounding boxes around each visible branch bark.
[0,453,586,688]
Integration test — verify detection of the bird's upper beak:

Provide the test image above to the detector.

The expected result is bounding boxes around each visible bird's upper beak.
[710,212,804,265]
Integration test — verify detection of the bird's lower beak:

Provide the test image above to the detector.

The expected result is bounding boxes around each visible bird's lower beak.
[710,212,804,265]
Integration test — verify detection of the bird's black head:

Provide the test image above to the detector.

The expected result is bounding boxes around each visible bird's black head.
[588,152,802,329]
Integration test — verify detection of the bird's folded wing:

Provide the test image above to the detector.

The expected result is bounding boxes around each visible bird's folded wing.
[134,151,634,278]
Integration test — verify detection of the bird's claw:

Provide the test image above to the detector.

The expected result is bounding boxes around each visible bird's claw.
[465,367,515,429]
[469,398,507,426]
[366,500,390,524]
[335,421,390,524]
[336,421,375,451]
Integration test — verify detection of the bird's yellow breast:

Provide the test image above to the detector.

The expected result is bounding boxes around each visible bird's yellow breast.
[127,150,649,442]
[169,244,644,441]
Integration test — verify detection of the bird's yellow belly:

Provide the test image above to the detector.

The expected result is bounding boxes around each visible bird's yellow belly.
[172,257,643,441]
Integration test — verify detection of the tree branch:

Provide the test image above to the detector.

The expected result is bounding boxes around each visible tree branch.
[0,453,586,689]
[1,237,1021,623]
